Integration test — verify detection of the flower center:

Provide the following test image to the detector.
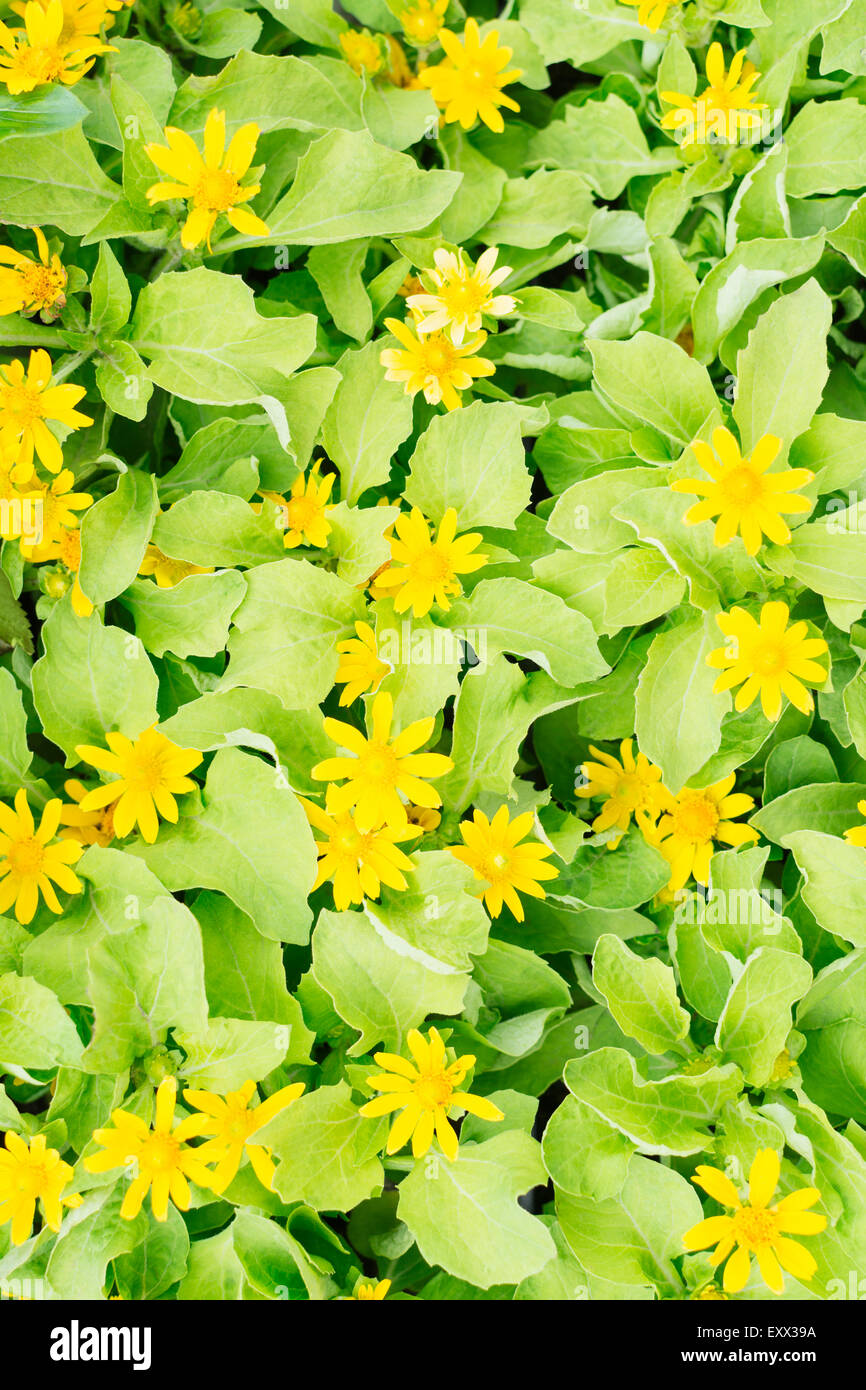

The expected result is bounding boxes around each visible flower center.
[422,338,457,375]
[140,1132,181,1172]
[725,466,763,505]
[732,1205,780,1250]
[671,792,719,843]
[285,496,320,532]
[7,836,45,877]
[19,262,65,307]
[414,1073,453,1109]
[223,1105,256,1144]
[128,748,170,794]
[359,742,399,787]
[477,847,511,885]
[59,528,81,570]
[20,1159,52,1197]
[443,280,484,316]
[754,641,786,677]
[0,383,43,429]
[14,44,65,82]
[414,547,453,583]
[613,771,649,812]
[193,168,242,212]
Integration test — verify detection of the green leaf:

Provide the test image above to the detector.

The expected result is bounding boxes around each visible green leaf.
[79,468,159,606]
[176,1018,291,1089]
[321,340,414,504]
[367,850,490,972]
[732,279,831,454]
[114,1205,190,1301]
[0,86,88,142]
[634,609,731,791]
[784,830,866,946]
[119,572,246,659]
[715,947,813,1085]
[588,334,718,445]
[256,1080,386,1211]
[592,936,690,1055]
[169,50,361,137]
[785,98,866,196]
[691,235,825,363]
[528,95,679,200]
[151,491,286,568]
[0,124,121,235]
[47,1188,149,1300]
[478,169,595,248]
[405,401,535,530]
[543,1093,635,1201]
[0,971,84,1068]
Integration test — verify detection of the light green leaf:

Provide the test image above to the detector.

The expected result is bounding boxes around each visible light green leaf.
[592,936,690,1055]
[119,572,246,659]
[256,1080,386,1211]
[79,469,159,606]
[404,401,534,530]
[0,972,84,1068]
[634,609,730,790]
[716,947,813,1084]
[321,340,414,504]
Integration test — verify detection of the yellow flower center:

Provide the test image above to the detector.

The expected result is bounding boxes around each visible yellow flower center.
[612,771,651,812]
[406,11,438,39]
[724,465,763,504]
[139,1132,181,1172]
[193,167,242,212]
[414,1072,453,1108]
[754,641,786,677]
[414,547,453,583]
[442,279,485,315]
[477,847,512,885]
[671,792,719,843]
[7,835,45,878]
[126,745,173,794]
[59,528,82,570]
[359,743,399,787]
[0,383,44,429]
[421,338,458,376]
[13,44,65,82]
[285,495,321,532]
[732,1205,780,1250]
[222,1104,256,1144]
[18,261,65,308]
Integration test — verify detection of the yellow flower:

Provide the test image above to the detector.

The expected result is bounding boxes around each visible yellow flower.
[0,789,84,924]
[0,1132,81,1245]
[11,0,133,42]
[450,805,559,920]
[300,789,417,911]
[339,27,384,75]
[354,1278,391,1300]
[145,107,270,252]
[618,0,681,31]
[406,805,440,832]
[312,690,453,833]
[399,0,447,43]
[359,1025,504,1160]
[577,738,668,847]
[0,348,92,481]
[420,18,522,133]
[74,726,203,843]
[260,463,336,550]
[17,467,92,560]
[0,0,109,93]
[653,775,758,892]
[671,428,814,556]
[182,1080,304,1194]
[385,34,412,87]
[407,247,516,346]
[335,621,390,705]
[59,777,115,847]
[661,43,766,147]
[85,1077,215,1222]
[373,506,487,616]
[0,227,66,320]
[707,601,829,722]
[683,1149,826,1295]
[380,315,494,410]
[53,526,93,617]
[845,799,866,847]
[138,543,213,587]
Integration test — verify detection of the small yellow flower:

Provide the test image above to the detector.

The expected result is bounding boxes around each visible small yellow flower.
[0,0,110,93]
[145,106,270,252]
[59,777,115,847]
[85,1077,215,1222]
[661,43,766,148]
[354,1278,391,1300]
[339,27,384,74]
[0,789,84,924]
[653,775,758,892]
[300,789,417,911]
[671,428,814,556]
[407,247,516,346]
[0,227,66,320]
[260,463,336,550]
[74,726,203,844]
[17,467,92,560]
[380,315,494,410]
[360,1026,503,1160]
[0,1132,81,1245]
[335,621,390,705]
[406,805,440,832]
[138,543,213,587]
[618,0,681,31]
[683,1149,826,1295]
[399,0,447,44]
[182,1080,304,1194]
[577,738,668,848]
[312,690,453,833]
[0,348,92,481]
[11,0,134,43]
[707,601,829,722]
[844,799,866,848]
[450,805,559,920]
[420,18,522,133]
[373,506,487,617]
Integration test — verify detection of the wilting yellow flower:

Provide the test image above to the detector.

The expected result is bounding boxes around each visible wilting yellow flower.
[354,1278,391,1300]
[335,621,390,705]
[74,726,203,843]
[339,27,384,75]
[618,0,681,31]
[0,348,92,481]
[407,247,516,346]
[59,777,115,847]
[85,1078,215,1222]
[360,1026,503,1160]
[312,690,453,833]
[420,18,522,132]
[385,34,412,87]
[671,428,814,556]
[300,789,417,911]
[138,543,213,588]
[399,0,447,43]
[0,227,66,320]
[406,805,440,832]
[145,106,270,252]
[261,463,336,550]
[373,506,487,617]
[653,775,758,892]
[577,739,668,848]
[17,468,92,561]
[707,601,829,722]
[451,805,559,920]
[183,1080,304,1194]
[0,1132,81,1245]
[683,1149,826,1295]
[0,789,84,924]
[0,0,110,93]
[380,315,494,410]
[661,43,766,147]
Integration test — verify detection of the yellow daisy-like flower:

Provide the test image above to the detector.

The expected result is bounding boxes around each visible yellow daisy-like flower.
[399,0,447,44]
[577,738,668,848]
[450,805,559,920]
[339,27,384,75]
[0,227,66,320]
[707,601,829,722]
[59,777,115,847]
[0,789,84,924]
[407,247,516,347]
[300,789,417,911]
[0,348,92,481]
[17,467,92,561]
[653,775,758,892]
[420,18,522,133]
[0,1132,82,1246]
[261,463,336,550]
[373,506,487,617]
[380,315,494,411]
[145,106,270,252]
[671,428,814,556]
[0,0,110,93]
[12,0,133,42]
[84,1077,215,1222]
[335,621,390,706]
[312,690,453,833]
[138,543,213,588]
[683,1149,826,1296]
[661,43,766,148]
[74,726,203,844]
[618,0,681,31]
[360,1026,504,1160]
[354,1278,391,1300]
[182,1080,305,1195]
